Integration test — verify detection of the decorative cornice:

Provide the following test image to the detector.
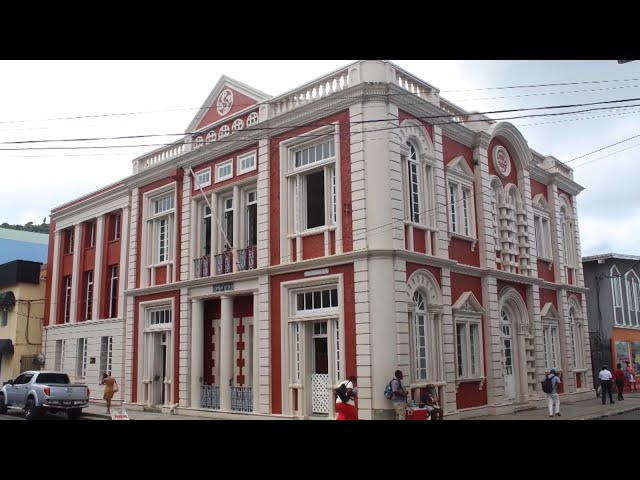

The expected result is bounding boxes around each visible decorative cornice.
[52,185,129,223]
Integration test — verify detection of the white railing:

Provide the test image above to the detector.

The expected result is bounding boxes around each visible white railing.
[133,139,191,172]
[439,100,468,124]
[270,67,351,117]
[395,68,439,104]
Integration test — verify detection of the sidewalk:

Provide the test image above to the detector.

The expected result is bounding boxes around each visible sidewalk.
[466,391,640,420]
[81,403,216,420]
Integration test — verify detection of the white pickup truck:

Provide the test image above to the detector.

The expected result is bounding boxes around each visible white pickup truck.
[0,370,90,420]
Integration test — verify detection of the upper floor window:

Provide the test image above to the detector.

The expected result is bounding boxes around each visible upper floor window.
[193,136,204,149]
[290,137,337,232]
[232,118,244,131]
[85,271,93,321]
[611,265,624,310]
[205,131,216,144]
[147,190,176,266]
[402,140,435,228]
[296,287,338,313]
[85,222,96,248]
[559,197,577,268]
[237,151,257,175]
[534,214,551,260]
[114,213,121,240]
[63,275,72,323]
[109,265,118,319]
[65,228,74,254]
[148,307,172,328]
[201,205,212,256]
[219,125,230,139]
[216,160,233,183]
[446,156,476,239]
[625,270,640,327]
[195,167,212,189]
[246,191,257,247]
[223,197,234,250]
[247,112,259,127]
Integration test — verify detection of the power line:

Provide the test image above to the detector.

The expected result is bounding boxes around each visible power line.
[441,77,640,93]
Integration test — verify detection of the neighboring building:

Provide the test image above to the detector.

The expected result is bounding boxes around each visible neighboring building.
[44,61,591,419]
[583,253,640,385]
[0,260,45,384]
[0,227,48,264]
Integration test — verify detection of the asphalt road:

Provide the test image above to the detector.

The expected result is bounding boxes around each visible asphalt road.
[0,410,94,420]
[598,409,640,420]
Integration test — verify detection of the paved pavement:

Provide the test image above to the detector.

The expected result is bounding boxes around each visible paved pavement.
[80,403,215,420]
[466,391,640,420]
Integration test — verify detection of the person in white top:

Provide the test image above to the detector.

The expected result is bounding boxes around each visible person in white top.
[598,365,615,405]
[335,376,358,420]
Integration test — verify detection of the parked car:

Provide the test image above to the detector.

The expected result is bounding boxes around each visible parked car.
[0,370,90,420]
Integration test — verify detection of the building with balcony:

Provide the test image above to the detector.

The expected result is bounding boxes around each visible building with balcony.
[44,61,592,419]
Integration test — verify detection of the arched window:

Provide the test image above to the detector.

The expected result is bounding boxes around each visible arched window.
[490,179,502,249]
[540,303,561,371]
[568,305,585,369]
[559,197,577,268]
[219,125,230,139]
[205,131,216,144]
[232,118,244,131]
[193,136,204,149]
[625,270,640,327]
[247,112,259,127]
[412,291,428,380]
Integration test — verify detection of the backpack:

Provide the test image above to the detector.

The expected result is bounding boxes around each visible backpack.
[541,376,554,394]
[384,378,397,399]
[335,382,351,403]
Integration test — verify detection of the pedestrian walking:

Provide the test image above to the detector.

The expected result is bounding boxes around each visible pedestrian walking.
[390,370,408,420]
[598,365,615,405]
[100,372,118,414]
[614,363,625,400]
[544,369,561,417]
[335,375,358,420]
[625,361,637,392]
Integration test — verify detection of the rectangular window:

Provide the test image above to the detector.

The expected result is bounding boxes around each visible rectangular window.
[63,276,72,323]
[158,218,168,263]
[543,325,560,369]
[238,152,257,174]
[305,170,325,229]
[86,222,95,248]
[413,312,428,381]
[195,167,212,188]
[534,214,552,259]
[66,228,74,254]
[99,336,113,376]
[109,265,118,319]
[76,338,87,378]
[294,140,335,168]
[114,213,121,240]
[216,160,233,182]
[296,287,338,312]
[448,181,473,237]
[85,271,93,321]
[149,308,172,326]
[0,309,7,327]
[202,205,212,256]
[223,198,233,250]
[246,191,257,246]
[154,195,174,215]
[456,321,481,378]
[408,161,420,223]
[54,339,65,371]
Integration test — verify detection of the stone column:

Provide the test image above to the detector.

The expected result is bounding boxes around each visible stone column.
[219,295,234,410]
[190,299,204,408]
[117,207,130,319]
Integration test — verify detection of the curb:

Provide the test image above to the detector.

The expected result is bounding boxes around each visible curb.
[580,405,640,420]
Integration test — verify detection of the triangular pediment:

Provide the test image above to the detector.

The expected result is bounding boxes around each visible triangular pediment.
[446,155,475,180]
[540,302,560,319]
[452,291,484,314]
[532,193,550,211]
[186,75,272,133]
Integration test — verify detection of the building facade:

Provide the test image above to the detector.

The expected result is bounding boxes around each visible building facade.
[44,61,592,419]
[583,254,640,386]
[0,260,45,383]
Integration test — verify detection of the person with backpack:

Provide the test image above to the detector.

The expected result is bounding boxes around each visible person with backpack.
[390,370,408,420]
[598,365,615,405]
[335,375,358,420]
[543,369,561,418]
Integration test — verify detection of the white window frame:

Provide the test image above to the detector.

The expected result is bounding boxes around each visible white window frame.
[411,291,429,381]
[542,322,561,371]
[408,289,444,386]
[452,292,485,381]
[625,270,640,327]
[114,213,121,240]
[66,228,74,254]
[193,136,204,149]
[54,339,65,371]
[232,118,244,131]
[195,167,212,188]
[109,265,118,319]
[148,307,173,329]
[568,302,586,369]
[246,190,257,247]
[76,338,88,378]
[219,125,230,139]
[216,159,233,183]
[237,151,257,175]
[559,197,577,268]
[533,212,552,261]
[205,131,216,144]
[611,264,625,325]
[100,336,113,376]
[85,270,93,321]
[88,222,95,247]
[63,275,72,323]
[247,112,259,127]
[145,188,176,270]
[445,156,476,241]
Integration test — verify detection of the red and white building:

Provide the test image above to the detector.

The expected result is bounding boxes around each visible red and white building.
[43,61,592,419]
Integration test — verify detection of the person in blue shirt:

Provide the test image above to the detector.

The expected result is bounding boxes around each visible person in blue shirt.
[546,369,561,417]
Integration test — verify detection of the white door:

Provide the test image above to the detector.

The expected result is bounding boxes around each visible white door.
[500,310,516,401]
[311,321,329,414]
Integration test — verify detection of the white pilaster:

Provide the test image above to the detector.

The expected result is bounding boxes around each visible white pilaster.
[252,291,260,411]
[190,299,204,408]
[257,275,270,413]
[219,295,234,410]
[49,231,61,325]
[256,139,270,268]
[92,216,104,320]
[473,135,497,270]
[117,207,130,319]
[482,275,502,405]
[69,224,82,324]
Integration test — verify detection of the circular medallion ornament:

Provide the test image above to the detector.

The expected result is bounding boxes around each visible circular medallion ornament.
[493,145,512,178]
[216,89,234,116]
